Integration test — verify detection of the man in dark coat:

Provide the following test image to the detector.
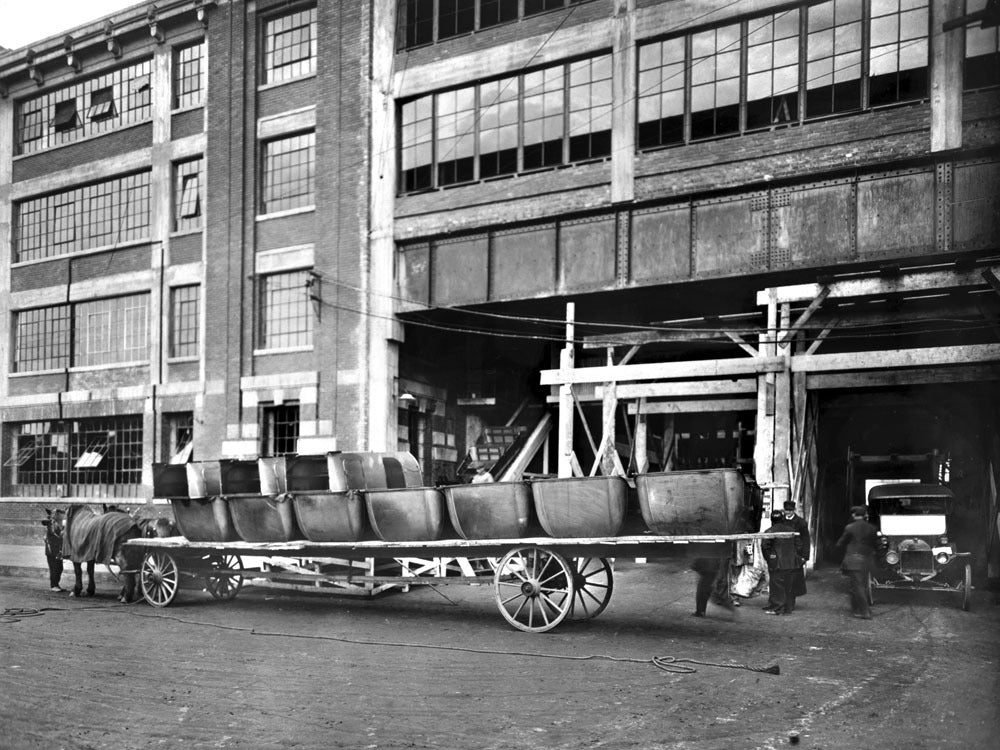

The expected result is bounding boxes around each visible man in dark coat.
[782,500,810,609]
[762,510,804,615]
[835,505,879,620]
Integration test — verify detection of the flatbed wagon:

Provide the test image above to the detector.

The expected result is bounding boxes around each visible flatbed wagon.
[123,531,791,633]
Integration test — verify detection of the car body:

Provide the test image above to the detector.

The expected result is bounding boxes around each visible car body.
[867,483,972,610]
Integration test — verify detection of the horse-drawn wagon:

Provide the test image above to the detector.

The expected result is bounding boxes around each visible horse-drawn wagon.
[124,457,791,633]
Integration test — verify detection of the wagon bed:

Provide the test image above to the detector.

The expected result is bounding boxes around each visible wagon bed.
[124,531,792,632]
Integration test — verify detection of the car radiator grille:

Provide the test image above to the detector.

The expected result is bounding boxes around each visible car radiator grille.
[899,550,935,574]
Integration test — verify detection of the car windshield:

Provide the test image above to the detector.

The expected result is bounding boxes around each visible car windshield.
[877,496,950,515]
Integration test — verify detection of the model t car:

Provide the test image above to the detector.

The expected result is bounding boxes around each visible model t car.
[867,483,972,610]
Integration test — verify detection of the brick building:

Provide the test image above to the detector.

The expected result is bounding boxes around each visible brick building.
[0,1,998,572]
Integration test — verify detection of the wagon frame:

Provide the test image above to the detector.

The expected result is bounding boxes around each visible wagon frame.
[124,532,791,633]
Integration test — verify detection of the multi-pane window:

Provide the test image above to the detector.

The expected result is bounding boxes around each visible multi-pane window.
[173,158,203,232]
[74,294,149,367]
[262,132,315,213]
[746,10,800,130]
[15,172,151,262]
[260,402,300,457]
[399,55,610,193]
[637,1,929,151]
[397,0,588,49]
[964,0,1000,89]
[436,87,476,186]
[479,79,519,178]
[263,6,317,84]
[259,270,313,350]
[806,0,863,117]
[15,296,149,371]
[867,0,929,107]
[523,66,565,170]
[401,97,434,192]
[170,286,200,359]
[173,40,205,109]
[15,58,153,154]
[567,55,612,160]
[965,0,1000,89]
[3,416,143,498]
[14,305,71,372]
[163,412,194,463]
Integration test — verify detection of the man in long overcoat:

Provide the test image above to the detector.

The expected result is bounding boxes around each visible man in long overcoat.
[782,500,810,609]
[762,510,804,615]
[835,505,879,620]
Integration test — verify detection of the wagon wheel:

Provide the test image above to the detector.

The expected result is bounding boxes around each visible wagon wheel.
[568,557,614,621]
[141,550,180,608]
[866,572,875,607]
[493,546,575,633]
[961,564,972,612]
[205,554,244,600]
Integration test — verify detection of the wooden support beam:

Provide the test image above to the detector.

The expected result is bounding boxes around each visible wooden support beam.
[571,390,600,460]
[627,398,758,415]
[546,378,757,403]
[806,364,1000,389]
[724,330,759,357]
[583,313,761,348]
[558,303,575,478]
[540,355,787,386]
[791,343,1000,373]
[779,286,830,345]
[619,345,640,365]
[757,267,992,306]
[805,325,833,356]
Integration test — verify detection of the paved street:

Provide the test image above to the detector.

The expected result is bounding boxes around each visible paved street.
[1,560,997,749]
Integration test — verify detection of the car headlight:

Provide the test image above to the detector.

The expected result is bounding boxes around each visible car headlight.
[935,552,951,565]
[885,551,899,565]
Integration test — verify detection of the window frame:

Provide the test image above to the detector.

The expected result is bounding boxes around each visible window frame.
[257,269,314,351]
[259,402,301,457]
[262,5,318,85]
[261,131,316,214]
[169,285,201,360]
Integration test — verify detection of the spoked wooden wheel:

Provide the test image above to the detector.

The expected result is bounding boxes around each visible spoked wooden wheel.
[866,572,875,606]
[205,554,244,600]
[568,557,614,621]
[141,550,179,607]
[494,546,575,633]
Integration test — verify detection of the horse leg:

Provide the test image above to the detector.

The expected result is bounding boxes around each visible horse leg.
[71,562,83,597]
[85,561,96,596]
[115,549,136,603]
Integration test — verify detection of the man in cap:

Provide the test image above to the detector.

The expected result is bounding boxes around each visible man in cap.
[835,505,879,620]
[782,500,810,610]
[762,509,804,615]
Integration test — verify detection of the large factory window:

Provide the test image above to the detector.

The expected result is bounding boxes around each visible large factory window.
[3,417,144,498]
[13,294,149,372]
[261,131,315,214]
[397,0,591,50]
[14,171,151,263]
[399,54,609,193]
[15,58,153,154]
[173,40,205,109]
[169,285,200,359]
[173,158,203,232]
[13,305,71,372]
[637,1,929,152]
[263,5,317,84]
[964,0,1000,90]
[258,270,313,350]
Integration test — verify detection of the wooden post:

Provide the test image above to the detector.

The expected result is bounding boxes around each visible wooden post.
[635,402,649,474]
[600,347,619,476]
[754,289,778,517]
[773,303,792,509]
[558,303,576,477]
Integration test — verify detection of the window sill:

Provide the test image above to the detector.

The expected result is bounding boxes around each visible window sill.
[256,205,316,222]
[166,356,200,364]
[9,368,67,378]
[170,227,203,239]
[258,72,317,92]
[68,361,150,373]
[171,102,205,115]
[12,238,151,268]
[253,345,314,356]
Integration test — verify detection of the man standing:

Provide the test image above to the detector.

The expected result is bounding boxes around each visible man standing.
[41,509,65,592]
[762,510,804,615]
[783,500,810,610]
[836,505,879,620]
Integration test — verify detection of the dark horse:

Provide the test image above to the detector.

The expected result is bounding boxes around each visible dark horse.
[63,504,141,602]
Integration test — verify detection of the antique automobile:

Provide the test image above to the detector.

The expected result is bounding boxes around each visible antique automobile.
[867,483,972,610]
